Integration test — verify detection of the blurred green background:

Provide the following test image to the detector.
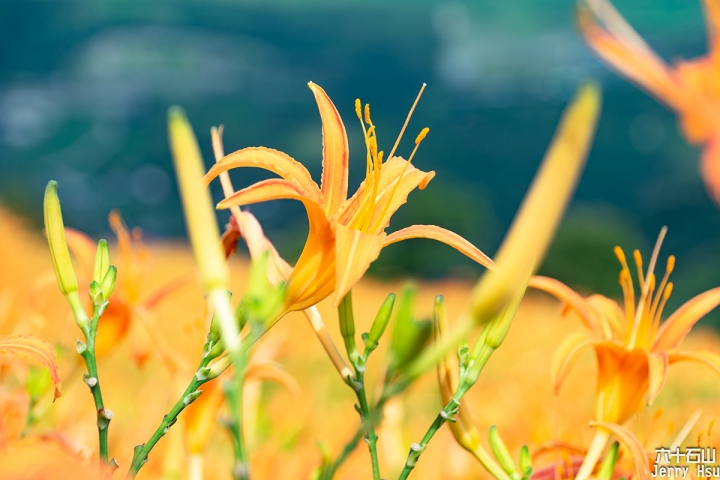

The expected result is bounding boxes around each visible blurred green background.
[1,0,718,318]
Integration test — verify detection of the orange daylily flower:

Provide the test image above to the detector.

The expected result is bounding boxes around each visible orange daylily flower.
[529,231,720,478]
[204,83,495,312]
[578,0,720,202]
[64,211,194,359]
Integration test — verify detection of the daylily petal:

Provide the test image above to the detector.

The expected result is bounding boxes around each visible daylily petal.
[700,134,720,204]
[578,0,682,110]
[586,294,626,339]
[668,349,720,375]
[646,351,668,406]
[384,224,495,271]
[331,222,385,306]
[64,228,96,280]
[595,343,649,425]
[335,156,435,230]
[203,146,321,200]
[528,276,602,335]
[285,200,336,313]
[308,82,349,216]
[0,334,61,400]
[218,178,312,210]
[234,211,293,285]
[550,331,599,394]
[589,421,651,480]
[94,300,132,359]
[0,390,30,448]
[652,286,720,351]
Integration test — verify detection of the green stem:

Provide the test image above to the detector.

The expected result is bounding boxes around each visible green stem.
[338,292,381,480]
[356,370,381,480]
[223,350,250,480]
[77,303,113,474]
[125,354,213,479]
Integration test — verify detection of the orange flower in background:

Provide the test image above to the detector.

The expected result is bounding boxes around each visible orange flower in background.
[529,229,720,478]
[64,211,194,359]
[204,82,495,313]
[578,0,720,202]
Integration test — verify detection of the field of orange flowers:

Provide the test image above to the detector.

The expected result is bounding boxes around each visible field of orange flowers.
[5,1,720,479]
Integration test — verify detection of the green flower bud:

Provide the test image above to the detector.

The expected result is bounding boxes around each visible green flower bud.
[43,181,78,296]
[519,445,532,480]
[364,293,395,352]
[596,442,619,480]
[209,290,233,343]
[93,239,110,284]
[389,285,432,373]
[101,266,117,299]
[89,281,104,305]
[488,425,521,480]
[338,292,356,352]
[484,279,527,350]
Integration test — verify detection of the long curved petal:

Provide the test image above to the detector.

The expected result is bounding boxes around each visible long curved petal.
[528,276,602,335]
[700,134,720,204]
[331,222,385,306]
[653,286,720,351]
[550,331,599,393]
[668,349,720,375]
[646,351,668,406]
[589,420,650,480]
[309,82,349,216]
[218,179,312,209]
[204,147,321,200]
[0,334,61,400]
[285,200,336,313]
[578,0,682,110]
[384,224,495,271]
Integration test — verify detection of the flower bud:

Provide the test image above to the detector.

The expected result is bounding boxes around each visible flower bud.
[89,280,104,305]
[364,293,395,352]
[389,285,432,373]
[93,239,110,284]
[488,426,521,480]
[519,445,532,479]
[101,266,117,299]
[43,181,78,296]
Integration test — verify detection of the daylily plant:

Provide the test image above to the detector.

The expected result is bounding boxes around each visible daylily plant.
[64,212,194,361]
[204,83,495,314]
[578,0,720,202]
[529,230,720,479]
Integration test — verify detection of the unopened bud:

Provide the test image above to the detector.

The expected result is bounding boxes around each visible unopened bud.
[365,293,395,352]
[389,285,432,373]
[89,281,104,305]
[101,266,117,299]
[43,181,78,296]
[488,425,520,479]
[183,390,203,406]
[519,445,532,479]
[92,239,110,284]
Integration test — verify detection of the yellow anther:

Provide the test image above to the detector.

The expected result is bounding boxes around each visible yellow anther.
[415,127,429,145]
[664,283,673,300]
[377,151,384,164]
[699,432,705,447]
[709,419,715,437]
[365,103,372,125]
[666,255,676,274]
[614,246,627,265]
[355,99,362,120]
[633,249,643,270]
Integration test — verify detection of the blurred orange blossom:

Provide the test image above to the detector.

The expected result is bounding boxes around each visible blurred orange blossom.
[578,0,720,202]
[529,230,720,478]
